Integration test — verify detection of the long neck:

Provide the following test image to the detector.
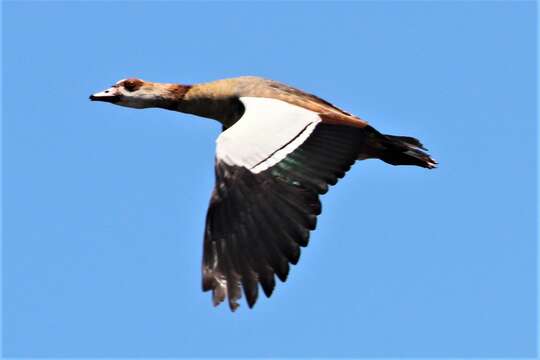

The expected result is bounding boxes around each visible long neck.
[156,82,245,128]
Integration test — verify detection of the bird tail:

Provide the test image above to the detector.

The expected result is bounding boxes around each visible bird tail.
[361,126,438,169]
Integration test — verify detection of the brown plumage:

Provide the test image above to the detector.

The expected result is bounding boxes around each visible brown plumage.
[90,76,437,311]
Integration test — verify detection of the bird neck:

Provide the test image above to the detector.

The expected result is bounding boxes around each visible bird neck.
[166,83,245,127]
[147,83,192,111]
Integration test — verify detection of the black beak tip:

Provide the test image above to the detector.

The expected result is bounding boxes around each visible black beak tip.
[88,93,120,103]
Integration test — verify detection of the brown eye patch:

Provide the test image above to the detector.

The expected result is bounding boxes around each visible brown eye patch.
[123,78,143,92]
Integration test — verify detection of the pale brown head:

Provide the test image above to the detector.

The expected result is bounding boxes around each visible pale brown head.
[90,78,189,109]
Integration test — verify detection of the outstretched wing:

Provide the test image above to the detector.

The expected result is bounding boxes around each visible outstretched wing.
[202,96,367,310]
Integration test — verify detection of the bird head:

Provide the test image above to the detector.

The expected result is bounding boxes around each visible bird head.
[89,78,180,109]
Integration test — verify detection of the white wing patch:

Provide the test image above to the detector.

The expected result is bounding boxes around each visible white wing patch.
[216,97,321,174]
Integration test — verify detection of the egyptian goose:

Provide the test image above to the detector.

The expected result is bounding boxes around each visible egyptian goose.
[90,76,437,311]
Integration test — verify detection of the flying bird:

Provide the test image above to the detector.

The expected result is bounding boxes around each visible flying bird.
[90,76,437,311]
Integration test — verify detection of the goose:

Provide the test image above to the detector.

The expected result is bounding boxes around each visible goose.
[90,76,437,311]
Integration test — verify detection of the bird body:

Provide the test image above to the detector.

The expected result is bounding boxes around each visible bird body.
[90,76,437,310]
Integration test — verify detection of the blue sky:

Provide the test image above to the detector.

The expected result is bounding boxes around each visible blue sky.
[2,1,537,358]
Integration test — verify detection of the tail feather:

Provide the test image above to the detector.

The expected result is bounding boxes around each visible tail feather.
[383,144,438,169]
[384,135,428,151]
[362,126,437,169]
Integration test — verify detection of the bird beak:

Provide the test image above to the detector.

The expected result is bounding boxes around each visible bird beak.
[89,86,121,103]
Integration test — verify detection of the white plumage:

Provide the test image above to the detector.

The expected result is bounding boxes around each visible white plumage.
[216,97,321,173]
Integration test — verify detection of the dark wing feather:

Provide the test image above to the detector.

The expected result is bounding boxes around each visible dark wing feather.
[202,124,367,310]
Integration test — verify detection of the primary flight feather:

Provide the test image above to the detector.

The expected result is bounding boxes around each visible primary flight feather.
[90,76,437,311]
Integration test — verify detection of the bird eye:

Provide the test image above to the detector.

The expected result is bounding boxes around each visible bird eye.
[124,81,136,92]
[122,79,143,92]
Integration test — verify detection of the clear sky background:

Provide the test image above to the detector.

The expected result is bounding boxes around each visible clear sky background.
[2,1,537,358]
